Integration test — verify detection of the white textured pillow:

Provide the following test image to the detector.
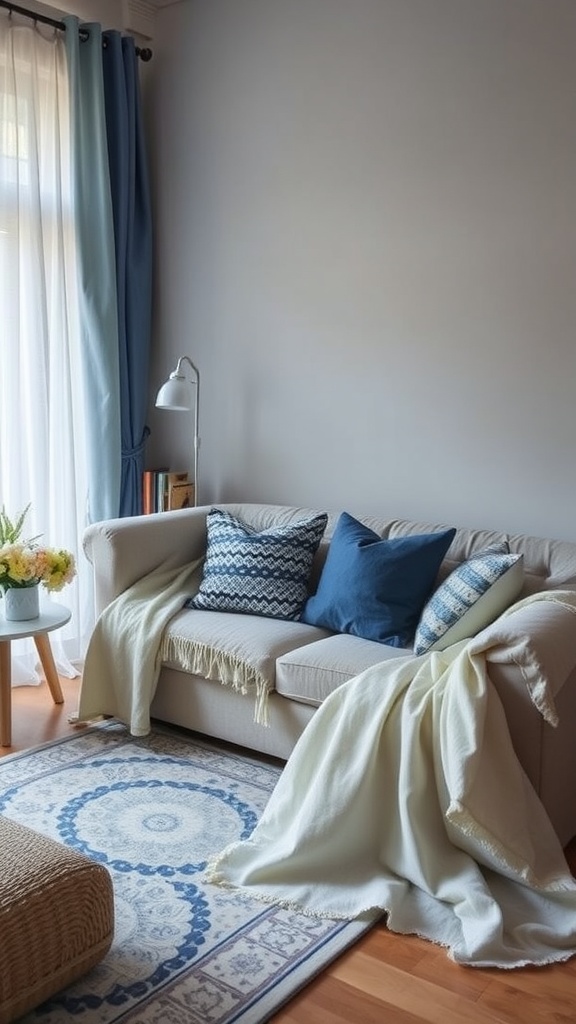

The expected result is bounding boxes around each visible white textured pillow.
[414,549,524,655]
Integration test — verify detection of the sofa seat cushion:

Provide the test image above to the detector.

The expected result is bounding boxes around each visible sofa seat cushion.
[276,633,412,707]
[162,608,332,695]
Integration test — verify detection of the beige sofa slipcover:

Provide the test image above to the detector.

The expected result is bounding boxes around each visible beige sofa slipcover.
[83,502,576,848]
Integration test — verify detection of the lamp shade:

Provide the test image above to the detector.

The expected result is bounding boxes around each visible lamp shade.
[155,376,193,411]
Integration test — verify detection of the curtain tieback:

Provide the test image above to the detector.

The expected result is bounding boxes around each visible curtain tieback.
[121,426,150,462]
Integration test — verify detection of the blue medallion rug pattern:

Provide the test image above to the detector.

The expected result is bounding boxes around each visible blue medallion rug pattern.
[0,723,374,1023]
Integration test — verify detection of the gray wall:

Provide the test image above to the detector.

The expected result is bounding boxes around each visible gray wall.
[156,2,576,539]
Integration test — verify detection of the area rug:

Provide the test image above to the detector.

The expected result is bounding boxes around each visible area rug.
[0,722,375,1023]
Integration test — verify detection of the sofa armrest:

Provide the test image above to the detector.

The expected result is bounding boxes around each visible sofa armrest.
[83,506,209,614]
[471,595,576,726]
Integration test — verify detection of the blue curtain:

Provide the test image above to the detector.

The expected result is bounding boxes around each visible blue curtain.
[102,32,153,517]
[64,18,122,524]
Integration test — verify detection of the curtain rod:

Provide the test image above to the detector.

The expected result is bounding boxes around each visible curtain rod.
[0,0,153,61]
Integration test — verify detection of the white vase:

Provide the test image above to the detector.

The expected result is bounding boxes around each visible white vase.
[3,585,40,621]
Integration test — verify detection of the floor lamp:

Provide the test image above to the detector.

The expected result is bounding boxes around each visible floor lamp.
[155,356,200,507]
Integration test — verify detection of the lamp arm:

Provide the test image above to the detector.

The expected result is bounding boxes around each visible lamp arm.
[173,355,200,383]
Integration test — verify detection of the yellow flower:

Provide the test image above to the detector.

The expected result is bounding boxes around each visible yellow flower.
[0,507,76,593]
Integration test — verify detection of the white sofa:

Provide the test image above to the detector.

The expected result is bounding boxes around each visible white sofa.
[83,502,576,847]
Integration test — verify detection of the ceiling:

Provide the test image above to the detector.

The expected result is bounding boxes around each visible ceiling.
[22,0,186,38]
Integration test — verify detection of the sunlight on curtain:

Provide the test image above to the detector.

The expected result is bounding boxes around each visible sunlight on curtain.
[0,17,93,683]
[65,17,122,527]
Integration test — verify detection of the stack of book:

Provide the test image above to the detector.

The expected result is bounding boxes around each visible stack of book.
[142,470,195,513]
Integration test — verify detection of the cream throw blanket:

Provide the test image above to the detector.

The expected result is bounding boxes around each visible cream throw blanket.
[207,592,576,969]
[77,557,278,733]
[77,560,203,735]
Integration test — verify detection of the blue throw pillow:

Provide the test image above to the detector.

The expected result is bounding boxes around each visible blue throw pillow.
[413,547,524,655]
[300,512,456,647]
[188,509,328,620]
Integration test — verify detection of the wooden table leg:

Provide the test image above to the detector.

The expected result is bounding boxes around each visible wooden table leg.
[0,640,12,746]
[34,633,64,704]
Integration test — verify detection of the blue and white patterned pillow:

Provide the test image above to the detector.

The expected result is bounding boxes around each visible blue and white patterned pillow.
[188,509,328,620]
[413,547,524,655]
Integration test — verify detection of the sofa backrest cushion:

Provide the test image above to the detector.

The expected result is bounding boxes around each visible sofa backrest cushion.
[216,503,576,599]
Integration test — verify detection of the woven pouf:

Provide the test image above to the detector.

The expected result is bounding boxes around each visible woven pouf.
[0,815,114,1023]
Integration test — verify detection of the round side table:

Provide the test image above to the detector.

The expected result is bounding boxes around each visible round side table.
[0,602,71,747]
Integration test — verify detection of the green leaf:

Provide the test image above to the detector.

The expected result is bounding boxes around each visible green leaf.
[0,503,31,545]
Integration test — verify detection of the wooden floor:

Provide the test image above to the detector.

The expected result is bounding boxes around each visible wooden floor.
[3,676,576,1024]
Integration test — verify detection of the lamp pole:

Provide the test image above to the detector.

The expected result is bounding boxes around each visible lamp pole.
[155,356,200,506]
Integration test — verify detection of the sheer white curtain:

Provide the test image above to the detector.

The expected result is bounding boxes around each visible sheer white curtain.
[0,16,93,683]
